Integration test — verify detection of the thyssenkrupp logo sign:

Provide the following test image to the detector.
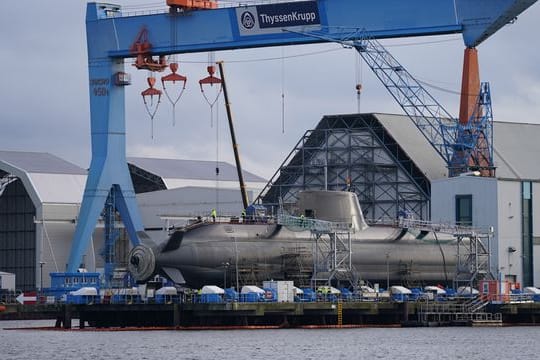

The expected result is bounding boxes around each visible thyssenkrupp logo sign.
[237,1,321,35]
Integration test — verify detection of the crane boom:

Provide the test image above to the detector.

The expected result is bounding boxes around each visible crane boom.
[218,61,250,210]
[352,35,495,175]
[353,35,457,164]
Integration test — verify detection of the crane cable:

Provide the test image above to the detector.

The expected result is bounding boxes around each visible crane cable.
[355,51,363,113]
[281,46,286,134]
[215,94,221,214]
[434,232,449,286]
[142,70,161,139]
[163,16,187,126]
[201,53,223,128]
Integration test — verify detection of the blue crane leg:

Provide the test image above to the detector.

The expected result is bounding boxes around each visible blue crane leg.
[114,181,143,248]
[67,59,144,272]
[66,184,109,272]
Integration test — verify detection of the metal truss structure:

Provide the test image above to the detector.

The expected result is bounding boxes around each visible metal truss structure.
[311,230,356,289]
[400,218,494,289]
[258,114,431,223]
[454,231,494,290]
[352,34,494,177]
[278,213,357,288]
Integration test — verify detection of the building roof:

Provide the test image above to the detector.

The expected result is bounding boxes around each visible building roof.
[127,157,266,183]
[492,121,540,180]
[374,113,448,181]
[372,114,540,181]
[0,150,86,175]
[0,150,87,206]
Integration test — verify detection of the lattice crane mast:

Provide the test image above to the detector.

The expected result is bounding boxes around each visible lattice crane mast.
[351,35,495,177]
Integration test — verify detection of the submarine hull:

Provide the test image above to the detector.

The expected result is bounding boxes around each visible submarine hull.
[129,221,456,288]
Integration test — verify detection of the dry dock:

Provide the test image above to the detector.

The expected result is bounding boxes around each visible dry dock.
[2,301,540,329]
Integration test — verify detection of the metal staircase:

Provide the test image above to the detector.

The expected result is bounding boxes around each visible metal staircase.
[278,214,357,289]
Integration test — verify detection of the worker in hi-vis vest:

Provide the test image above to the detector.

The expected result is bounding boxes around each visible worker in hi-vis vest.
[211,208,217,223]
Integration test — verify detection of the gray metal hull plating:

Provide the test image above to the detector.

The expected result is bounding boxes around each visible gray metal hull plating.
[131,221,456,288]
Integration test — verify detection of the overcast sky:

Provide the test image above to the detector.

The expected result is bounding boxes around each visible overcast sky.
[1,1,539,180]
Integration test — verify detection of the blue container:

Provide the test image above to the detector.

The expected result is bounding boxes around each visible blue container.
[445,288,457,299]
[240,292,261,302]
[391,293,409,302]
[262,288,277,302]
[224,288,238,302]
[200,293,223,303]
[66,295,99,305]
[49,272,101,300]
[409,288,423,301]
[111,294,141,304]
[340,288,353,301]
[298,288,316,302]
[155,294,179,304]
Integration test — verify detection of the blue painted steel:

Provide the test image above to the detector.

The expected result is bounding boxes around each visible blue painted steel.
[48,272,100,299]
[89,1,462,60]
[448,82,495,176]
[68,0,534,272]
[66,57,144,272]
[315,33,494,176]
[102,188,119,287]
[456,0,538,47]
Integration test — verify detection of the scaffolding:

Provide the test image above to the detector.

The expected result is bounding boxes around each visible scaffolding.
[257,114,431,223]
[454,231,493,291]
[399,217,494,289]
[278,214,357,289]
[280,245,312,288]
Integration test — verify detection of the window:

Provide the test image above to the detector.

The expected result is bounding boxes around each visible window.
[456,195,473,226]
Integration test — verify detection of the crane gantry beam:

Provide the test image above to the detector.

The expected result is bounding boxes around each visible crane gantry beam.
[66,0,537,272]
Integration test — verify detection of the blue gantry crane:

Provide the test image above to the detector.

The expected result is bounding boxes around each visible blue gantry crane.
[66,0,537,279]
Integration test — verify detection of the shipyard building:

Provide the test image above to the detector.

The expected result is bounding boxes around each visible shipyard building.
[1,113,539,290]
[0,151,265,291]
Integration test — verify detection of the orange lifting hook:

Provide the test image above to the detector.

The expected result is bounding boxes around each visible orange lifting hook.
[199,64,223,127]
[161,63,187,126]
[141,76,162,138]
[199,65,223,105]
[199,65,222,87]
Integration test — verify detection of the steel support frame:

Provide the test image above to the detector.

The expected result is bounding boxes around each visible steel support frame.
[311,230,353,288]
[259,114,430,223]
[351,35,495,177]
[66,59,146,272]
[454,232,493,290]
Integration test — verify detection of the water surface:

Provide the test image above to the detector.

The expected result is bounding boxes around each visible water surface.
[1,320,537,360]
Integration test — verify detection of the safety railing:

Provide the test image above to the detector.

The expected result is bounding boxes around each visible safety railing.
[277,214,352,233]
[114,1,307,18]
[398,217,487,236]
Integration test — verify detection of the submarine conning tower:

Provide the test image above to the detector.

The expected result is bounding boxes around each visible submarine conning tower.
[296,190,368,232]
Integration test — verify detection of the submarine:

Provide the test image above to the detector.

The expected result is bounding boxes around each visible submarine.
[128,190,457,288]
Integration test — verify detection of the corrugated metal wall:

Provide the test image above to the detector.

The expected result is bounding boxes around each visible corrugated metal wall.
[0,178,36,291]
